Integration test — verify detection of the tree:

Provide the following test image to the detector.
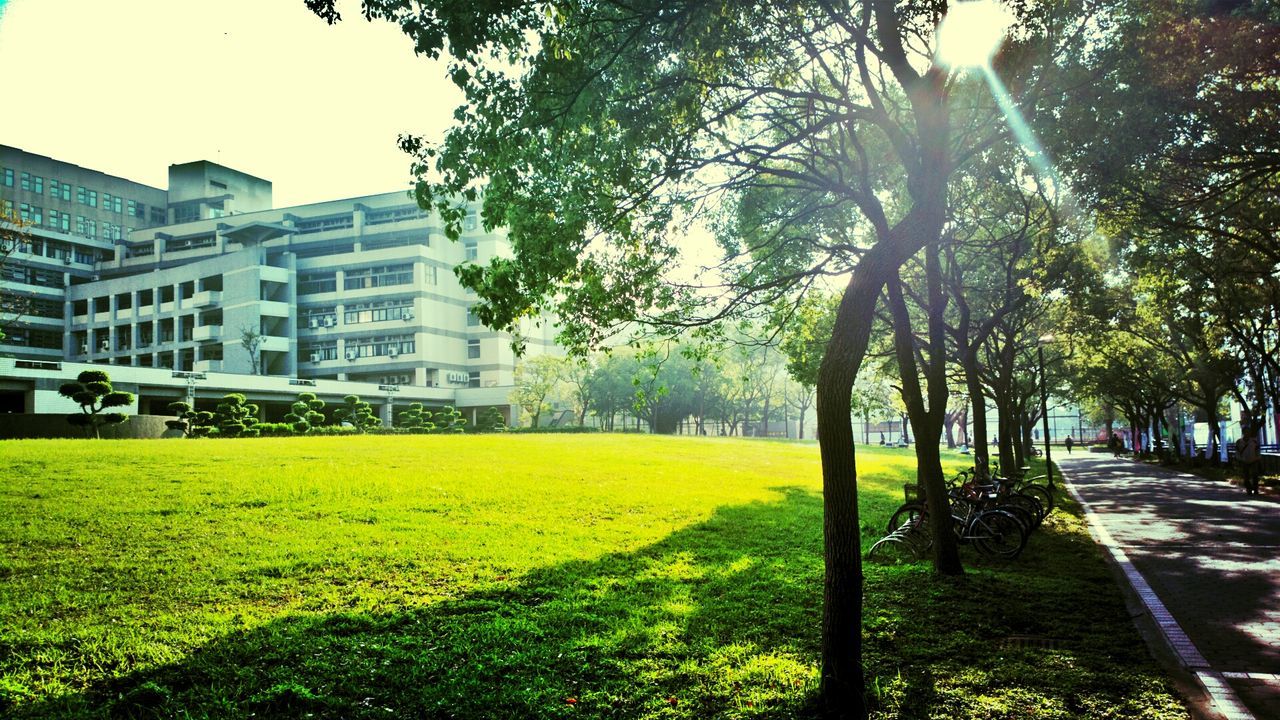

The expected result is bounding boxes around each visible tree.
[474,406,508,433]
[213,393,261,437]
[432,405,467,433]
[166,401,214,438]
[309,2,1099,714]
[513,355,564,428]
[240,325,263,375]
[335,394,380,432]
[58,370,134,439]
[397,402,435,433]
[284,392,327,434]
[0,205,34,341]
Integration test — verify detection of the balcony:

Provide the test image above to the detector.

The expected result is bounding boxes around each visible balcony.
[194,360,223,373]
[259,300,290,318]
[192,290,222,308]
[194,325,222,342]
[259,335,290,353]
[260,265,290,284]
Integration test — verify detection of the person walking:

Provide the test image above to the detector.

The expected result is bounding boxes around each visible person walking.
[1065,435,1075,454]
[1235,425,1262,495]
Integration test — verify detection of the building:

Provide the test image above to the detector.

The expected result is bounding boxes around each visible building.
[0,144,557,427]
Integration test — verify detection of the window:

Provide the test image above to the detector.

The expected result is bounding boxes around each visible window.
[467,339,481,359]
[302,341,338,362]
[174,205,199,223]
[468,371,481,388]
[128,200,145,219]
[150,207,166,224]
[51,179,71,201]
[295,213,354,234]
[464,241,478,261]
[2,199,12,217]
[75,248,95,264]
[78,187,98,208]
[463,211,478,231]
[298,272,337,295]
[299,307,338,329]
[19,203,42,226]
[343,264,413,290]
[343,300,413,325]
[466,308,481,327]
[20,172,31,191]
[76,217,97,239]
[210,180,227,190]
[48,209,70,232]
[2,168,12,187]
[345,335,415,359]
[103,193,122,213]
[34,176,43,194]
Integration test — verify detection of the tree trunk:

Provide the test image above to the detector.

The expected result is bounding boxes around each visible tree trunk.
[961,354,990,478]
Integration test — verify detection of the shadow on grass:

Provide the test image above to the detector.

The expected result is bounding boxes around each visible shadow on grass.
[20,488,827,719]
[14,482,1185,720]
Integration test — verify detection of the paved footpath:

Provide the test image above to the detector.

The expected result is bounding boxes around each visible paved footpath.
[1060,453,1279,720]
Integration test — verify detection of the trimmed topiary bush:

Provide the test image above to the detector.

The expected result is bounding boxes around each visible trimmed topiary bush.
[58,370,135,439]
[284,392,327,434]
[213,393,260,437]
[432,405,467,433]
[473,406,508,433]
[166,401,214,438]
[334,394,380,433]
[397,402,435,433]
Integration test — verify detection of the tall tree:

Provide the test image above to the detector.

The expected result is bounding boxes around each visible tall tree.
[309,2,1101,714]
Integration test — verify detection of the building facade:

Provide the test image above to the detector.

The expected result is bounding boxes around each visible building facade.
[0,145,557,423]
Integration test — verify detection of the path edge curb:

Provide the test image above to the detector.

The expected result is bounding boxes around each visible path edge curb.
[1058,460,1255,720]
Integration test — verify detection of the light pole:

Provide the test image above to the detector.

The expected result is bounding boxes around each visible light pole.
[1037,335,1055,489]
[379,383,400,428]
[172,370,206,411]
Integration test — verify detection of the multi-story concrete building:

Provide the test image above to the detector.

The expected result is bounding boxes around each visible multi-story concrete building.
[0,145,557,426]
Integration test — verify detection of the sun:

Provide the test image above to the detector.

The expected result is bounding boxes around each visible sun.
[935,0,1014,69]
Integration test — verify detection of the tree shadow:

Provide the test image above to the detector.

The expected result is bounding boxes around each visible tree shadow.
[18,488,828,719]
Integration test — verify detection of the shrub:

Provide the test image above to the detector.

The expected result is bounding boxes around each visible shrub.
[334,394,380,433]
[473,406,508,433]
[58,370,135,439]
[283,392,327,433]
[213,393,260,437]
[254,423,295,437]
[506,425,603,434]
[397,402,435,432]
[433,405,466,433]
[166,401,214,438]
[305,425,360,437]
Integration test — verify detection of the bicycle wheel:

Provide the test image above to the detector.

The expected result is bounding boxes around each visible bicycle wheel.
[868,534,922,563]
[1019,483,1054,514]
[1005,492,1044,527]
[993,502,1036,533]
[970,509,1027,559]
[887,502,925,534]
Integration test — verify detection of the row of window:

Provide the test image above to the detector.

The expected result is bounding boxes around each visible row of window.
[302,335,416,362]
[1,265,63,288]
[3,198,136,242]
[1,329,61,349]
[1,168,151,220]
[17,237,105,264]
[298,264,422,296]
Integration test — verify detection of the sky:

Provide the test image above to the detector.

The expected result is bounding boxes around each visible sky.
[0,0,460,208]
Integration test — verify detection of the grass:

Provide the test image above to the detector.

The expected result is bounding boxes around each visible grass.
[0,435,1187,719]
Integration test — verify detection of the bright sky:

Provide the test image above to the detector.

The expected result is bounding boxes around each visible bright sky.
[0,0,460,208]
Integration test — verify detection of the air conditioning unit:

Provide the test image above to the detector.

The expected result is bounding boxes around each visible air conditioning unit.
[324,317,336,327]
[62,256,72,265]
[310,352,322,363]
[345,350,357,361]
[402,310,414,321]
[387,347,399,358]
[100,340,110,351]
[80,343,89,354]
[309,317,320,329]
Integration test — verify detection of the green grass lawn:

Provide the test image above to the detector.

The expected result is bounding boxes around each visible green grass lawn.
[0,435,1187,719]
